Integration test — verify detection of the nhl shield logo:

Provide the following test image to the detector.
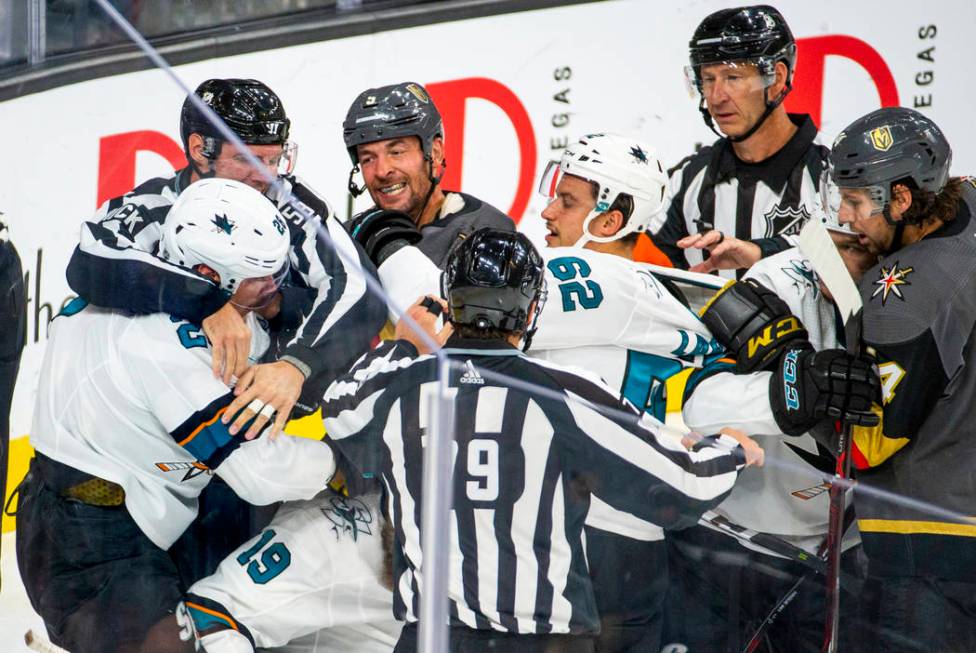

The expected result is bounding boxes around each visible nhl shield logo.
[869,126,894,152]
[763,204,811,238]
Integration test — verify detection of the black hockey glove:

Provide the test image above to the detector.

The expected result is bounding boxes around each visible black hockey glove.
[700,278,809,373]
[769,347,881,436]
[348,208,422,267]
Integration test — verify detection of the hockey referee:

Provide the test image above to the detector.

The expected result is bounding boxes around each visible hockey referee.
[322,228,764,652]
[651,5,829,278]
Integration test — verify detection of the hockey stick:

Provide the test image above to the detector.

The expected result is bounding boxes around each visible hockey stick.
[797,219,864,653]
[699,511,826,576]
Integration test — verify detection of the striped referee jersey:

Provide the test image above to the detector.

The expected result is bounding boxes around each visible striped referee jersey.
[651,113,829,278]
[65,166,386,397]
[322,336,746,635]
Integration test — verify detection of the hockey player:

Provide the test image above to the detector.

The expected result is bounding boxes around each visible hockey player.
[826,107,976,652]
[66,78,386,436]
[663,214,877,652]
[178,487,402,653]
[651,5,829,277]
[322,228,764,652]
[343,81,514,270]
[15,179,339,653]
[354,133,879,652]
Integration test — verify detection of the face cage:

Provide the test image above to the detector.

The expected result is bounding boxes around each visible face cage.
[683,59,775,100]
[819,168,888,228]
[538,160,660,247]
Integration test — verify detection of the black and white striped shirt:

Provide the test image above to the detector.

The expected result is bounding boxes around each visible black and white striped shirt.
[322,337,745,635]
[66,167,387,401]
[651,114,829,278]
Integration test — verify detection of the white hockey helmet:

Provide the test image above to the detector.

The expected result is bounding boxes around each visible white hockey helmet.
[161,178,290,293]
[539,133,669,247]
[817,169,857,236]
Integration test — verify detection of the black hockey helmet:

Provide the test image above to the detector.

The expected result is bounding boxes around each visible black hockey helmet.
[441,229,546,347]
[342,81,443,164]
[180,79,291,160]
[827,107,951,208]
[686,5,796,141]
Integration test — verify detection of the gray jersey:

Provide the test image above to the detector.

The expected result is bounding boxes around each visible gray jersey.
[415,192,514,267]
[852,180,976,580]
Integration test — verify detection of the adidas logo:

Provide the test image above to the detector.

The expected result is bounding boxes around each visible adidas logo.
[459,360,485,385]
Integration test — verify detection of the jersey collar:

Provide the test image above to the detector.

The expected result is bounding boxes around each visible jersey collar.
[716,113,818,192]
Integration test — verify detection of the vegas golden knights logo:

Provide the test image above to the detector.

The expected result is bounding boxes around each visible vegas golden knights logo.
[405,83,429,103]
[869,126,894,152]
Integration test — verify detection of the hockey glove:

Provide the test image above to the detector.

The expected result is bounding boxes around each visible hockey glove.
[348,208,422,267]
[700,278,809,373]
[769,347,881,436]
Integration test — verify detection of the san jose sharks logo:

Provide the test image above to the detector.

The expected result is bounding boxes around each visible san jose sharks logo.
[322,495,374,541]
[762,204,811,238]
[212,213,236,235]
[629,145,649,164]
[155,461,211,481]
[872,262,914,305]
[781,259,820,298]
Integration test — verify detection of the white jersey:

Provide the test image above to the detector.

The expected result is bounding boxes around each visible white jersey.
[31,300,336,549]
[684,247,843,551]
[377,245,727,544]
[183,490,400,653]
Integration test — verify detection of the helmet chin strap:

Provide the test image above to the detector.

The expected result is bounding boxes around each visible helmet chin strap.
[699,81,792,144]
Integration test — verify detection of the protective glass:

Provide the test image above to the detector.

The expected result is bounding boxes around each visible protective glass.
[229,262,290,310]
[819,169,885,229]
[219,141,298,178]
[538,159,564,200]
[684,60,773,99]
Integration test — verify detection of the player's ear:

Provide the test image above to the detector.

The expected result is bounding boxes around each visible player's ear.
[890,183,913,218]
[187,133,213,172]
[594,209,626,238]
[429,136,445,172]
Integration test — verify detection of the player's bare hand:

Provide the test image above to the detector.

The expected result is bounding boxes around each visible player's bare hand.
[203,303,252,385]
[677,230,762,273]
[720,427,765,468]
[395,295,453,355]
[223,360,305,440]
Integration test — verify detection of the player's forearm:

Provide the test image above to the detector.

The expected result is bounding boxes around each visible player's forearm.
[215,436,335,505]
[377,245,442,323]
[67,239,226,320]
[684,371,784,435]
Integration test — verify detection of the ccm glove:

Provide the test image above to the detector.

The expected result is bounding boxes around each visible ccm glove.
[700,278,808,373]
[348,208,422,266]
[770,347,881,436]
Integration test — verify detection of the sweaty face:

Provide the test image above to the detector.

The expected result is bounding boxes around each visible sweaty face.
[699,62,769,139]
[357,137,433,219]
[836,187,893,256]
[540,174,597,247]
[209,143,284,195]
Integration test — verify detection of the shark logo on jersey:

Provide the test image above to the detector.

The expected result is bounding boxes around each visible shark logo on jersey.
[155,461,211,481]
[323,495,374,542]
[636,270,664,300]
[460,360,485,385]
[781,259,820,298]
[762,204,811,238]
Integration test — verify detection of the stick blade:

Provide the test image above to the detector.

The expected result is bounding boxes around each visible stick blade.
[798,220,863,329]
